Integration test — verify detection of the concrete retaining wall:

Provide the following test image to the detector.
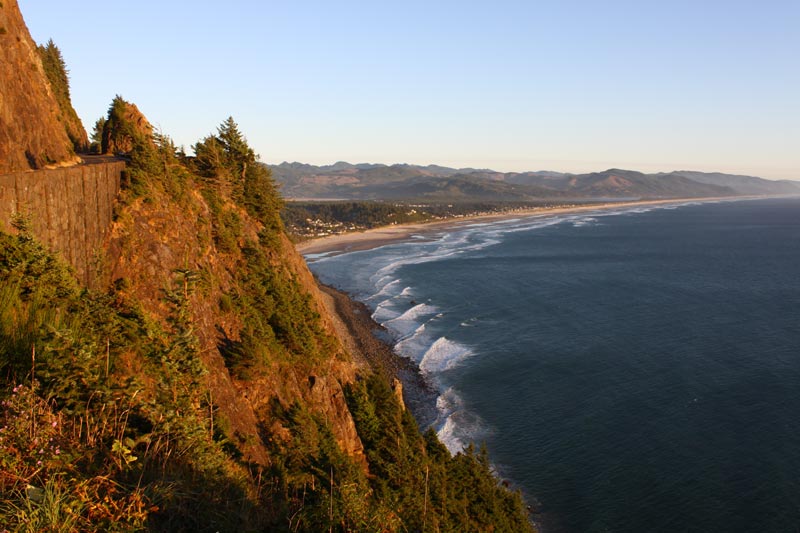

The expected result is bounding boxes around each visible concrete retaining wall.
[0,160,125,286]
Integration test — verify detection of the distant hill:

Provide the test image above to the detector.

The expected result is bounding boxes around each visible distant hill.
[270,161,799,201]
[356,173,569,201]
[665,171,800,196]
[271,161,495,199]
[502,169,735,198]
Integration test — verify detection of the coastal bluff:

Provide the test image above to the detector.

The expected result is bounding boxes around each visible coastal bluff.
[0,0,81,172]
[0,159,125,285]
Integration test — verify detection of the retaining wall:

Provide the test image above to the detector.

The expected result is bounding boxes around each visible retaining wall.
[0,160,125,286]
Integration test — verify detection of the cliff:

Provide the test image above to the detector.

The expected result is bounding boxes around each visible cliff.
[0,0,82,172]
[0,101,533,530]
[104,156,365,465]
[101,97,153,155]
[0,4,534,530]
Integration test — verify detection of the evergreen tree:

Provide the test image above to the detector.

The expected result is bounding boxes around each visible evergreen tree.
[90,117,105,154]
[192,117,283,231]
[38,40,70,100]
[36,39,88,152]
[217,116,255,173]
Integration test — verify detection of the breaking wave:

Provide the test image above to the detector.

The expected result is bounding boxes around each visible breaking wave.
[419,337,474,374]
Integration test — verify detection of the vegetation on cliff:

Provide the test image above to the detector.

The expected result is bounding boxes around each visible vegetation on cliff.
[36,39,89,153]
[101,96,154,158]
[0,97,534,531]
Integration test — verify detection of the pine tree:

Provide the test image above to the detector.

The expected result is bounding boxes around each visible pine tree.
[90,117,105,154]
[38,40,70,101]
[193,117,284,231]
[36,39,87,152]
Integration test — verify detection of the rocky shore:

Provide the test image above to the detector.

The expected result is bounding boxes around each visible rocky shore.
[317,282,440,428]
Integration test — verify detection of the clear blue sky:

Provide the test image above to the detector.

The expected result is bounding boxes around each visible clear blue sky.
[21,0,799,179]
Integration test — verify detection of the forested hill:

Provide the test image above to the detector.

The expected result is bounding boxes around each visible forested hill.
[0,2,535,531]
[271,161,800,201]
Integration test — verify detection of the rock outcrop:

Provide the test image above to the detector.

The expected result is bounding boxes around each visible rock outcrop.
[392,378,406,411]
[101,97,153,155]
[0,0,80,172]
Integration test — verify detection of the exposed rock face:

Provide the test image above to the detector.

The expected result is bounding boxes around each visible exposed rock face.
[103,118,366,465]
[308,373,366,459]
[0,0,78,172]
[391,378,406,411]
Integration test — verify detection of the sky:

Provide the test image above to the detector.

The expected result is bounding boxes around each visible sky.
[20,0,800,179]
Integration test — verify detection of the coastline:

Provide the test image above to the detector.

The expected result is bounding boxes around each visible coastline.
[304,194,775,533]
[315,273,546,526]
[295,196,749,256]
[317,282,440,426]
[302,195,756,430]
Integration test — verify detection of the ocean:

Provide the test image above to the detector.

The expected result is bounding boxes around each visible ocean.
[304,197,800,532]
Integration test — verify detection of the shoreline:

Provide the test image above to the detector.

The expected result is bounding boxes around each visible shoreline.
[316,278,547,526]
[306,194,779,532]
[317,282,440,427]
[303,194,769,532]
[318,280,551,528]
[295,196,756,256]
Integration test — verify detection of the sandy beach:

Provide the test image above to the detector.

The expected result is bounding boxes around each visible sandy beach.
[295,197,744,255]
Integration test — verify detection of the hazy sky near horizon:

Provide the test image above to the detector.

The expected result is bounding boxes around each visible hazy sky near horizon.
[21,0,799,179]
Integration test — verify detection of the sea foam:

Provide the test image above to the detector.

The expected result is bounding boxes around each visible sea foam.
[419,337,474,374]
[383,303,438,338]
[394,323,431,360]
[435,387,488,454]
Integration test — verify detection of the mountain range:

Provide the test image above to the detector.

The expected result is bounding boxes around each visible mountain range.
[270,162,800,202]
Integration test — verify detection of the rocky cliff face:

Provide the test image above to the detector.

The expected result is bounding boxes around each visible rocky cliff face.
[0,0,81,172]
[99,100,366,465]
[106,183,365,466]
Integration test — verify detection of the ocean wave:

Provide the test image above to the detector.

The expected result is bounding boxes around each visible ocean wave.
[302,251,336,261]
[435,386,464,415]
[419,337,474,374]
[436,388,466,452]
[370,274,400,291]
[383,303,438,338]
[365,279,404,305]
[437,417,466,453]
[571,216,598,227]
[394,323,433,361]
[484,217,562,236]
[371,301,402,322]
[434,387,488,454]
[390,303,438,324]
